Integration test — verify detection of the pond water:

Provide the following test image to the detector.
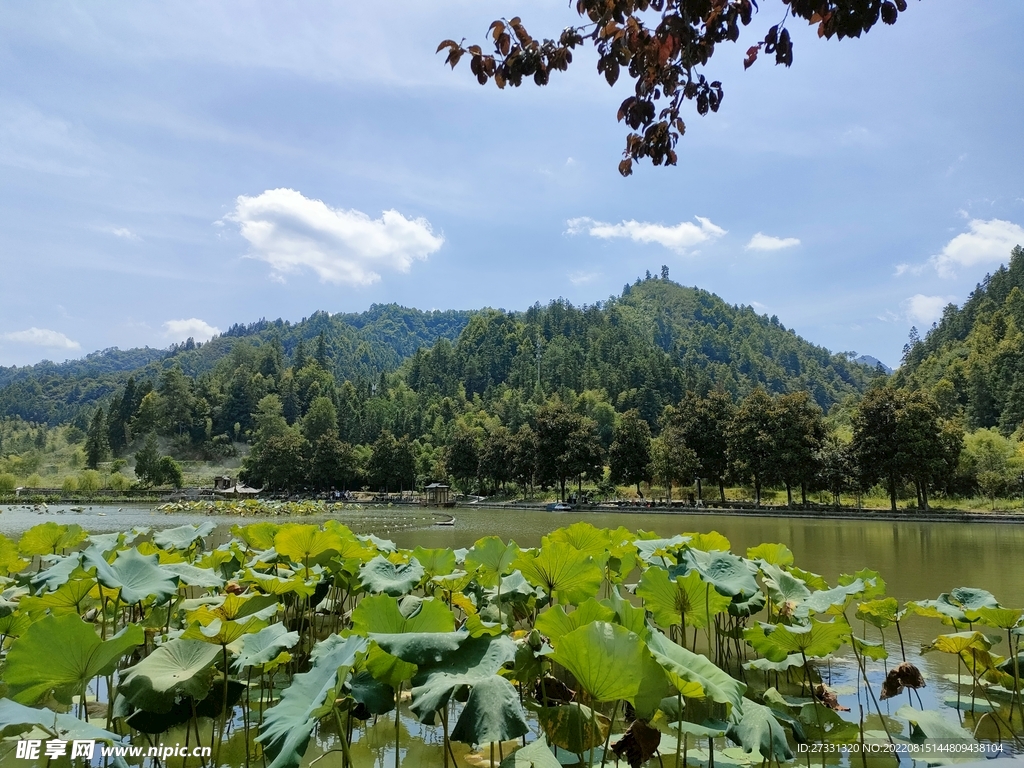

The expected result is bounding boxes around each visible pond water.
[2,503,1022,766]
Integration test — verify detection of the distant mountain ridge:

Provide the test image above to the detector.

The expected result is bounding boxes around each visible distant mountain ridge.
[0,278,883,426]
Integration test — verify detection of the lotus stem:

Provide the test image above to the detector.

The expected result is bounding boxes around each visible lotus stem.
[600,699,619,768]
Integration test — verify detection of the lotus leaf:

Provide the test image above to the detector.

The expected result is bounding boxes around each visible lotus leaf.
[30,552,84,592]
[798,703,859,743]
[601,585,648,637]
[679,549,759,599]
[727,699,794,762]
[513,542,602,606]
[975,606,1023,629]
[18,522,86,556]
[855,597,903,628]
[351,594,454,635]
[799,579,866,616]
[922,631,993,655]
[0,698,124,744]
[687,530,731,552]
[465,536,521,587]
[838,568,886,599]
[153,522,216,551]
[5,614,143,705]
[638,567,731,630]
[647,628,746,709]
[162,561,224,589]
[233,522,280,550]
[18,571,97,616]
[84,546,180,605]
[543,521,612,554]
[274,524,342,563]
[449,674,530,746]
[746,543,795,566]
[744,618,849,661]
[634,534,689,565]
[785,566,828,590]
[347,670,395,716]
[758,562,811,608]
[852,635,888,661]
[359,555,425,595]
[256,634,367,768]
[183,616,267,645]
[0,535,28,575]
[550,621,644,702]
[533,703,610,753]
[411,546,457,577]
[120,638,221,712]
[894,705,974,742]
[499,737,562,768]
[534,598,615,644]
[405,634,518,721]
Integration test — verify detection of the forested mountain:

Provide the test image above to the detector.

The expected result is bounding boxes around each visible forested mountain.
[0,277,877,429]
[0,306,474,424]
[897,245,1024,433]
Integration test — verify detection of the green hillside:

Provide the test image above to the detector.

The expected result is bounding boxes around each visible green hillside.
[897,245,1024,433]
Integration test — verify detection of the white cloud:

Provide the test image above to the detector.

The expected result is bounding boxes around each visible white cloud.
[902,294,956,326]
[568,270,601,285]
[2,327,80,349]
[163,318,220,341]
[566,216,725,254]
[226,188,444,285]
[930,218,1024,278]
[110,227,140,241]
[745,233,800,251]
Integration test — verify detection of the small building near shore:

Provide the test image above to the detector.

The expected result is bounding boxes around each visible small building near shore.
[423,483,452,507]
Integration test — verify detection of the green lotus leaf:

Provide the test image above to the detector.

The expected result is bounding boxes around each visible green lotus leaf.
[233,522,280,551]
[894,705,974,742]
[0,612,32,638]
[351,594,454,635]
[786,566,828,591]
[256,634,367,768]
[600,585,648,638]
[550,621,644,702]
[838,568,886,599]
[347,670,395,716]
[911,588,999,626]
[187,593,280,627]
[359,555,425,595]
[758,562,810,608]
[120,638,221,713]
[231,623,299,671]
[687,531,731,552]
[975,606,1023,630]
[431,570,477,595]
[0,535,28,575]
[855,597,904,629]
[513,543,602,606]
[746,543,794,566]
[750,619,850,661]
[364,643,418,688]
[243,569,317,597]
[633,649,670,720]
[658,716,729,740]
[450,674,530,746]
[30,553,84,592]
[358,533,396,552]
[638,567,732,630]
[465,614,503,637]
[19,571,97,616]
[153,522,216,551]
[535,598,615,644]
[372,632,468,671]
[921,631,993,655]
[411,547,456,578]
[499,736,562,768]
[183,616,267,646]
[742,654,805,673]
[0,698,124,744]
[162,561,224,589]
[729,591,767,618]
[407,634,518,721]
[634,535,689,566]
[5,614,143,705]
[727,699,794,763]
[852,635,888,661]
[274,524,342,564]
[679,549,760,600]
[543,522,612,555]
[18,522,86,556]
[84,546,180,605]
[647,628,747,709]
[465,537,521,587]
[798,703,859,743]
[485,570,541,605]
[533,704,609,753]
[799,579,866,617]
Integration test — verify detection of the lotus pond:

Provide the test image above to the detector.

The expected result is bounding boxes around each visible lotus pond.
[0,510,1021,768]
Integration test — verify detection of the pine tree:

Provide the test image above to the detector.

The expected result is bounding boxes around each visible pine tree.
[85,408,109,469]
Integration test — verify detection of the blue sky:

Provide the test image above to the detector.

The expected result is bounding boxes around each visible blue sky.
[1,1,1022,369]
